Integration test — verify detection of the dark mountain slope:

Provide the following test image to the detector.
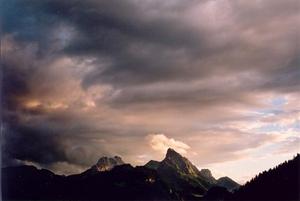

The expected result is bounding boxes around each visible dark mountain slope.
[155,148,213,198]
[232,154,300,201]
[2,164,175,201]
[144,148,239,199]
[0,149,241,201]
[66,164,175,201]
[1,165,66,200]
[145,160,161,170]
[203,186,232,201]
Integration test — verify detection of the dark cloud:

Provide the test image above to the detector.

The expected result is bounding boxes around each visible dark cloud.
[2,64,30,110]
[1,106,117,167]
[4,0,299,91]
[262,55,300,93]
[1,0,299,177]
[3,0,218,87]
[2,119,67,165]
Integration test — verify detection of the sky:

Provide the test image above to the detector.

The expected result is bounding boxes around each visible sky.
[1,0,300,184]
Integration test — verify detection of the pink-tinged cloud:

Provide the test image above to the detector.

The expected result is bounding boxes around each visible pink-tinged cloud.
[2,0,299,181]
[147,134,190,155]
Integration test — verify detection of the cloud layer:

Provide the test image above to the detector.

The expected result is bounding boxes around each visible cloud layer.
[2,0,299,180]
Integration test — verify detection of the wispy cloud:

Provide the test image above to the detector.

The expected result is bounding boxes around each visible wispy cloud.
[147,134,190,155]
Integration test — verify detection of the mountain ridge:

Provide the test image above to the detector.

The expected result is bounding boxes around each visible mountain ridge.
[2,148,239,200]
[145,148,239,192]
[231,154,300,200]
[4,149,298,201]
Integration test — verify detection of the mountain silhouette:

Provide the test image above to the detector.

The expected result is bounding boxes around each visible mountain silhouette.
[2,164,174,201]
[203,154,300,201]
[149,148,214,199]
[231,154,300,201]
[146,148,239,198]
[2,148,238,200]
[2,149,298,201]
[162,148,201,176]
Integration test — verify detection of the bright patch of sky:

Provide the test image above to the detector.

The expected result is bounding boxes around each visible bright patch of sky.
[271,97,287,107]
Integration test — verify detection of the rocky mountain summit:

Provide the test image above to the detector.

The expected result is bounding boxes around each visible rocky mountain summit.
[162,148,201,176]
[94,156,124,171]
[145,148,240,198]
[81,156,125,176]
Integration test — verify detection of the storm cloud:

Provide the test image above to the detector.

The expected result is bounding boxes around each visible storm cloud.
[1,0,299,181]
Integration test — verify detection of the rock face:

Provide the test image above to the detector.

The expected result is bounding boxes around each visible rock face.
[146,148,219,199]
[162,148,200,177]
[81,156,125,176]
[144,148,240,200]
[95,156,124,171]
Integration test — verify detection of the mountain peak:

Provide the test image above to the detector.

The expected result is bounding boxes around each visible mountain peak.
[162,148,200,176]
[95,156,124,171]
[166,148,183,159]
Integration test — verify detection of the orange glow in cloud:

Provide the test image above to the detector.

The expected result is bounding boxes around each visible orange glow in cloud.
[24,100,41,108]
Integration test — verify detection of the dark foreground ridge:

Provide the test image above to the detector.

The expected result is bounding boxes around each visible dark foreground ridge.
[204,154,300,201]
[2,149,299,201]
[231,153,300,201]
